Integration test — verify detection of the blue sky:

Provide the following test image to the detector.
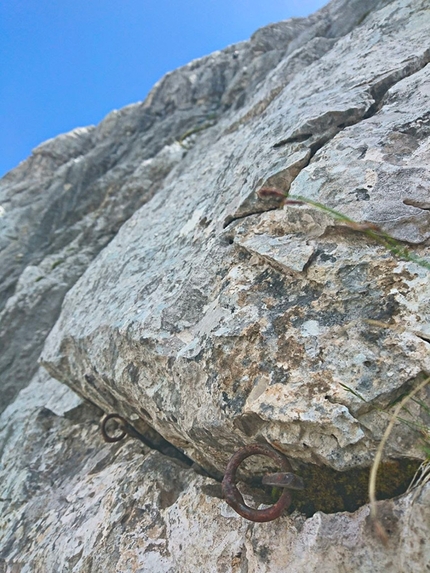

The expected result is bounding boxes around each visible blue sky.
[0,0,327,177]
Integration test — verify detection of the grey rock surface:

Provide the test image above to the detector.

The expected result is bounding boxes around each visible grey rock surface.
[38,0,430,473]
[0,123,184,411]
[1,0,430,570]
[0,0,397,414]
[0,374,429,572]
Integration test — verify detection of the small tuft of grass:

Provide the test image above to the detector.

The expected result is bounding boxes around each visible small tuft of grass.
[51,259,65,270]
[286,194,430,270]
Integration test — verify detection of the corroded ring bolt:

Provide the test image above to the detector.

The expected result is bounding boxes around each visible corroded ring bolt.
[222,443,303,522]
[101,413,128,443]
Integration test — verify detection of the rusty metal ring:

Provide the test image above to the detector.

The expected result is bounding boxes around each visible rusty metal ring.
[222,443,293,522]
[101,413,128,443]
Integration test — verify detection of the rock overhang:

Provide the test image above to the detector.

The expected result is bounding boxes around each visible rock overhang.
[36,0,430,475]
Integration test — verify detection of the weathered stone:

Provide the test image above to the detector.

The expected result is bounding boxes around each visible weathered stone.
[38,0,430,474]
[291,63,430,244]
[1,0,430,570]
[0,0,393,414]
[0,131,185,412]
[0,374,429,572]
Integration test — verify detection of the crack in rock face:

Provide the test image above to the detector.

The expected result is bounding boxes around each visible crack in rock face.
[1,0,430,570]
[0,371,429,572]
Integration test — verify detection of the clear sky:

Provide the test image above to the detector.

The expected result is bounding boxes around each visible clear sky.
[0,0,328,177]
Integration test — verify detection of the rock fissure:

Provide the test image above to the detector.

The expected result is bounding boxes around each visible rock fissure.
[98,412,228,482]
[416,333,430,345]
[224,53,430,235]
[97,408,421,521]
[362,50,430,119]
[244,457,421,518]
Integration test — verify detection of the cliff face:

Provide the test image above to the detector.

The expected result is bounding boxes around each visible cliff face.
[1,0,430,571]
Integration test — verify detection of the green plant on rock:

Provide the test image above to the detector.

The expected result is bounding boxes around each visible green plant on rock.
[258,187,430,270]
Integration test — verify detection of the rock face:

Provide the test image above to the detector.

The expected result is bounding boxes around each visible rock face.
[1,372,429,572]
[1,0,430,571]
[40,0,430,473]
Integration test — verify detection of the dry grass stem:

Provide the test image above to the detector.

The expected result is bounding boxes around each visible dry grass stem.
[369,375,430,543]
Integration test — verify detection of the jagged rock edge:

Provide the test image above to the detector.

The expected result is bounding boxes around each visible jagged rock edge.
[224,51,430,231]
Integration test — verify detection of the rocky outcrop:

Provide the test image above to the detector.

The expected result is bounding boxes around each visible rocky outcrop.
[40,0,430,473]
[1,0,429,571]
[0,372,428,572]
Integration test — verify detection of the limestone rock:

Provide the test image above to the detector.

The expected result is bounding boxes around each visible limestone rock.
[0,127,185,411]
[0,374,429,572]
[1,0,430,570]
[38,0,430,473]
[0,0,393,414]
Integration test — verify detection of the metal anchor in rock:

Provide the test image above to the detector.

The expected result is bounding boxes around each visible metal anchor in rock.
[101,416,304,522]
[222,443,304,522]
[100,413,193,466]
